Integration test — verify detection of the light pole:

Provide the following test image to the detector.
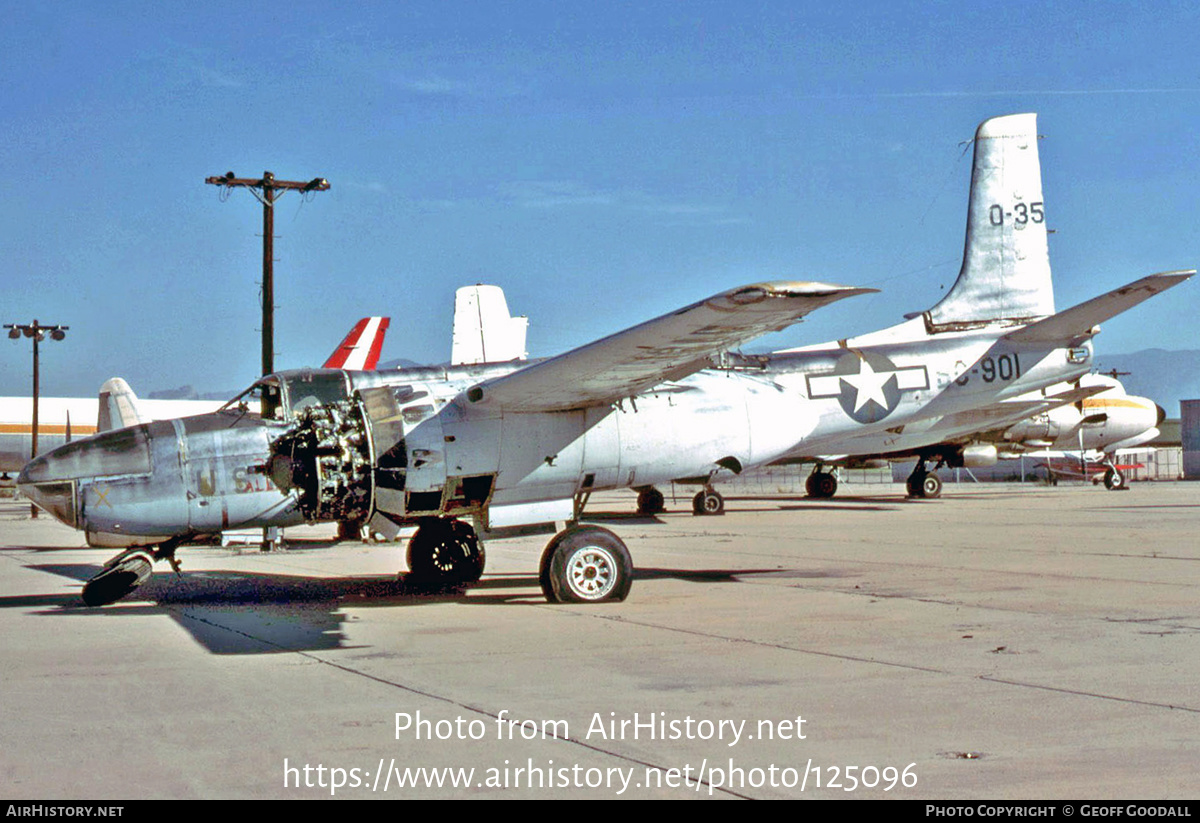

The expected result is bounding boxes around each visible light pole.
[5,320,68,517]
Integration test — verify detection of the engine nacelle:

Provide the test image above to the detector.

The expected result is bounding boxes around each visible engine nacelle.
[960,443,999,468]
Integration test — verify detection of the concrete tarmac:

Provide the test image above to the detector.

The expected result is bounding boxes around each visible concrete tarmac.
[1,482,1197,799]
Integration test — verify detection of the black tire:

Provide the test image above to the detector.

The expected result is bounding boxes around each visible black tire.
[407,519,485,586]
[636,487,665,515]
[808,472,838,499]
[922,473,943,499]
[540,525,633,603]
[81,552,154,607]
[692,490,724,516]
[906,472,925,498]
[1104,468,1126,491]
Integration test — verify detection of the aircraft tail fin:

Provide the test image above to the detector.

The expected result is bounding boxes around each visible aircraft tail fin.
[97,378,145,432]
[1004,271,1193,345]
[451,285,529,365]
[323,317,390,370]
[925,113,1054,332]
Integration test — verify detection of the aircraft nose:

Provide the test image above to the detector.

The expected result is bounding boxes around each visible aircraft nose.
[18,454,81,528]
[1156,404,1167,427]
[17,425,154,528]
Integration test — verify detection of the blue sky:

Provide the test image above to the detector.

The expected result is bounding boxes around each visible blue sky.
[2,1,1197,396]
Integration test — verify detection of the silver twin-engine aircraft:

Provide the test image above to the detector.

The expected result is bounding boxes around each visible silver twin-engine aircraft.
[18,113,1190,606]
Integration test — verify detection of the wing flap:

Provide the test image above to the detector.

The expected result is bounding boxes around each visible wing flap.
[467,281,872,412]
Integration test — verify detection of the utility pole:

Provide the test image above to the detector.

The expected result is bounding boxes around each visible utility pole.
[5,320,68,518]
[204,171,330,376]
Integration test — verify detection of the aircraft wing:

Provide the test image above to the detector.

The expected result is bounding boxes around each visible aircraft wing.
[935,382,1113,436]
[1004,271,1193,345]
[466,281,873,412]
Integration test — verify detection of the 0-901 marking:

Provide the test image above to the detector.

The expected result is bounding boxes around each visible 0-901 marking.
[956,353,1021,387]
[988,201,1044,226]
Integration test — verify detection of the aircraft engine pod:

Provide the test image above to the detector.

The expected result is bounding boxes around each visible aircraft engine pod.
[960,444,999,468]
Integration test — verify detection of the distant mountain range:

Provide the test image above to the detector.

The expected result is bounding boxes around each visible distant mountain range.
[1091,349,1200,415]
[145,349,1200,417]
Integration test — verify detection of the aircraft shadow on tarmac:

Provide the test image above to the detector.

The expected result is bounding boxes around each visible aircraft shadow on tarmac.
[6,561,799,656]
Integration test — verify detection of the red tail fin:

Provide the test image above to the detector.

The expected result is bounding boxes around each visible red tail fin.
[323,317,390,370]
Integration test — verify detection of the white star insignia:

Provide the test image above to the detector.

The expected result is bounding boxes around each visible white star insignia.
[842,359,893,413]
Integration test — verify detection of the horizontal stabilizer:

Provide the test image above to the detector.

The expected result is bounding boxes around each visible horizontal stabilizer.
[1004,271,1193,344]
[469,281,873,412]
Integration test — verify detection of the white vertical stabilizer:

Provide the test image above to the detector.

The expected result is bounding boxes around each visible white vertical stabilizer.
[451,285,529,365]
[97,378,145,432]
[925,113,1055,331]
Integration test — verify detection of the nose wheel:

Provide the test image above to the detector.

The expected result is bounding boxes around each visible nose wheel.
[405,519,486,587]
[81,539,186,606]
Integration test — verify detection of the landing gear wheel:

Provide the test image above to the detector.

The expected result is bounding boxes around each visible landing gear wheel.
[906,472,925,498]
[406,519,485,586]
[692,489,725,516]
[540,526,632,603]
[81,550,154,607]
[1103,467,1126,490]
[636,487,665,515]
[806,472,838,499]
[922,473,943,499]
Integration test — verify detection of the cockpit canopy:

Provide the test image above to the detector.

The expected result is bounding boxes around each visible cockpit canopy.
[221,369,352,421]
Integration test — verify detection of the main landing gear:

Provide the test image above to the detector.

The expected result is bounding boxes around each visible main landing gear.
[635,484,726,516]
[1102,466,1127,491]
[635,486,666,515]
[805,466,838,499]
[692,487,724,516]
[905,459,943,499]
[539,525,633,603]
[405,518,634,604]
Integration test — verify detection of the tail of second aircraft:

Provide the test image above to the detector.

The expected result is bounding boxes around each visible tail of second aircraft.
[451,285,529,365]
[924,113,1055,332]
[323,317,390,370]
[97,378,145,432]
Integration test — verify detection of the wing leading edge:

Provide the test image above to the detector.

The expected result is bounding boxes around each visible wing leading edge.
[465,281,873,413]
